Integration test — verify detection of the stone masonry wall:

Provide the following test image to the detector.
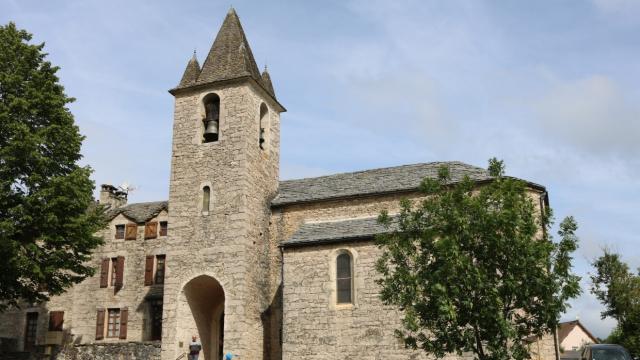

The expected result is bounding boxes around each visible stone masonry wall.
[0,209,170,350]
[55,341,161,360]
[162,79,280,360]
[274,188,556,360]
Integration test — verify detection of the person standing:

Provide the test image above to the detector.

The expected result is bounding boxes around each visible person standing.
[188,335,202,360]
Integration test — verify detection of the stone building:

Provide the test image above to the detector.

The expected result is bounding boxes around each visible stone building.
[0,9,558,360]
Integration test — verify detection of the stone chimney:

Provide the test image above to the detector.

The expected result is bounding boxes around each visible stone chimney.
[99,184,127,209]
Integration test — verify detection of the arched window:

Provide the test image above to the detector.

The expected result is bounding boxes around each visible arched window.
[202,94,220,143]
[202,186,210,213]
[336,252,352,304]
[259,103,268,150]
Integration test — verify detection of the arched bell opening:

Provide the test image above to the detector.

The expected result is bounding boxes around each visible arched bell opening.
[202,93,220,143]
[184,275,225,360]
[259,103,268,150]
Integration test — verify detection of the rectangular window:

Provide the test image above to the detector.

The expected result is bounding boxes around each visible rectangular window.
[159,221,168,236]
[115,225,125,239]
[110,257,118,287]
[155,255,166,285]
[24,312,38,351]
[48,311,64,331]
[107,309,120,338]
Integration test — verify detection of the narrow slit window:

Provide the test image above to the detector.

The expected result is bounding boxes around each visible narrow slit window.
[202,186,210,213]
[336,253,352,304]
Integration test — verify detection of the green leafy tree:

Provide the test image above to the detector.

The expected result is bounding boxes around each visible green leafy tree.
[0,23,105,310]
[591,251,640,356]
[376,158,581,360]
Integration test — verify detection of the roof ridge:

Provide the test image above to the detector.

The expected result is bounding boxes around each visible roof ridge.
[280,161,482,183]
[119,200,168,207]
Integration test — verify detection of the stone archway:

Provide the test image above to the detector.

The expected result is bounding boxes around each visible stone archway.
[183,275,225,360]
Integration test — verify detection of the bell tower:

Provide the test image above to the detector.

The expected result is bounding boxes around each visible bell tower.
[162,9,285,360]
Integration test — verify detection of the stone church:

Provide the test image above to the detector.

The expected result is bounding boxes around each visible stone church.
[0,9,558,360]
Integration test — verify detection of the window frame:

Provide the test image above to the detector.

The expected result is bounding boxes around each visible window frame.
[159,221,168,236]
[115,224,125,239]
[24,312,38,351]
[336,251,354,305]
[106,308,121,338]
[154,255,166,285]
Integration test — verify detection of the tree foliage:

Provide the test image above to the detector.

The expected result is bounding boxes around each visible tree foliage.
[0,23,105,310]
[375,158,581,360]
[591,251,640,356]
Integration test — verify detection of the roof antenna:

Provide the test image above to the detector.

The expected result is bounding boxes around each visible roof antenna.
[118,181,137,195]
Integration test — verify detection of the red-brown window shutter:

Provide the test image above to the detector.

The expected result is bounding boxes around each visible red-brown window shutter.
[100,258,109,288]
[115,256,125,290]
[125,224,137,240]
[48,311,64,331]
[144,255,154,286]
[119,308,128,339]
[95,309,105,340]
[145,221,158,239]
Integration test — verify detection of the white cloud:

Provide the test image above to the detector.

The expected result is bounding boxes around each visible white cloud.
[532,75,640,161]
[592,0,640,18]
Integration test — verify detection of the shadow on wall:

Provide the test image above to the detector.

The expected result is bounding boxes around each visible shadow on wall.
[0,300,73,358]
[261,284,283,360]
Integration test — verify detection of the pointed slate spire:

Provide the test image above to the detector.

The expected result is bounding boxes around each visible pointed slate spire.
[197,8,262,85]
[178,51,201,88]
[261,66,276,98]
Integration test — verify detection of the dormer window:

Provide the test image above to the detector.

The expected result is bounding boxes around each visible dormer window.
[202,94,220,143]
[115,225,125,239]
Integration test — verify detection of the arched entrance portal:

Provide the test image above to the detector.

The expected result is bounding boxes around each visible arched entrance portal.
[184,275,225,360]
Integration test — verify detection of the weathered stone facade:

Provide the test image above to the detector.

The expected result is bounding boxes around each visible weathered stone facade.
[0,8,559,360]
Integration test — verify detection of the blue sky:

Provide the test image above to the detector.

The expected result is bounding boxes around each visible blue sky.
[2,0,639,339]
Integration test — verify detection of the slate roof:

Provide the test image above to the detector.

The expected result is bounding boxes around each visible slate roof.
[261,68,275,98]
[170,8,281,106]
[178,52,201,88]
[172,8,261,91]
[282,216,397,248]
[106,201,168,223]
[272,161,494,207]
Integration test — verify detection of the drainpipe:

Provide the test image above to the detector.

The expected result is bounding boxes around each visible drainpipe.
[280,246,285,351]
[554,326,561,360]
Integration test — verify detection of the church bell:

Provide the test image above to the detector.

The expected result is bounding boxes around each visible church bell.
[203,104,219,142]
